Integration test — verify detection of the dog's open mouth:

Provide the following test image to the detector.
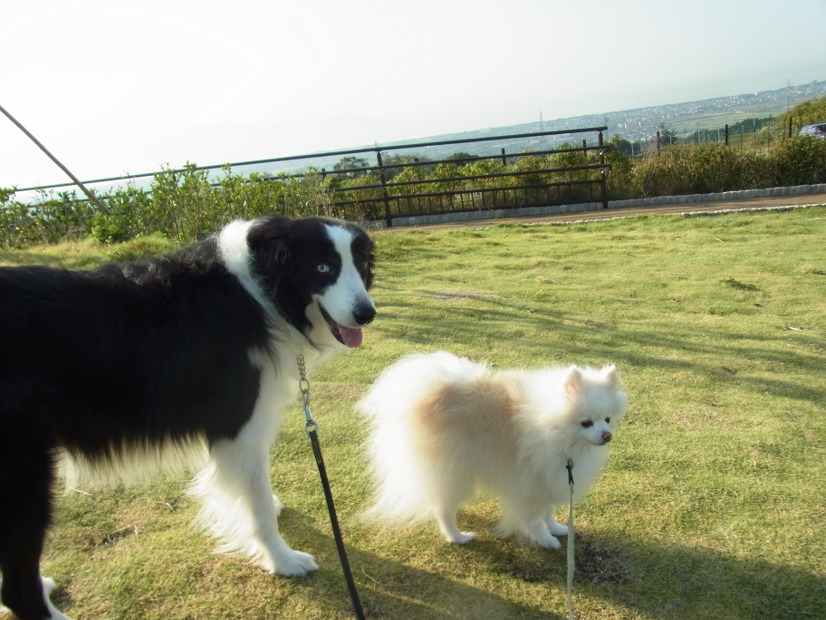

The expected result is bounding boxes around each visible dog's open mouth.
[319,305,363,348]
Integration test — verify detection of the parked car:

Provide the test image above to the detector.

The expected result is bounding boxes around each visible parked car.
[799,123,826,138]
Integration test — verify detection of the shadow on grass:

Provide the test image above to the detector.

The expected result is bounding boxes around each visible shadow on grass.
[300,515,825,619]
[289,518,567,619]
[45,500,823,619]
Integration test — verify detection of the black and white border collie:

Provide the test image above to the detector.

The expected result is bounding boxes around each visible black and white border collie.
[0,215,376,620]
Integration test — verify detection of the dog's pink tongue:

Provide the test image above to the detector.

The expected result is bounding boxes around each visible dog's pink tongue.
[340,326,363,348]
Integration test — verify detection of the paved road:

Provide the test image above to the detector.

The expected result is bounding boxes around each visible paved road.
[390,192,826,230]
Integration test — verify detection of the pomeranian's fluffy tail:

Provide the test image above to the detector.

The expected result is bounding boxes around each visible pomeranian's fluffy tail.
[357,352,486,523]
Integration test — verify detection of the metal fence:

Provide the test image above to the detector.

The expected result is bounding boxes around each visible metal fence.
[14,127,611,227]
[646,117,815,153]
[315,127,611,226]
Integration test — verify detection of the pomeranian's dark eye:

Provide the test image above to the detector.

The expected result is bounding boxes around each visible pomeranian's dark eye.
[605,417,612,423]
[580,420,593,428]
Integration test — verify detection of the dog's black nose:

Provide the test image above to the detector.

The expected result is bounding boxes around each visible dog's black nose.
[354,304,376,326]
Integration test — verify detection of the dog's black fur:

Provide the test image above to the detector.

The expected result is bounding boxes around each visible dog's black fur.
[0,215,375,619]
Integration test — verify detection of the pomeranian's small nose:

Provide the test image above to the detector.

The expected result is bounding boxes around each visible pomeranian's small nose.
[601,431,612,443]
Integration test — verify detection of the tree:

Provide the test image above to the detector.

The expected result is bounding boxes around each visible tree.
[332,156,371,179]
[776,95,826,134]
[446,152,479,165]
[658,123,678,147]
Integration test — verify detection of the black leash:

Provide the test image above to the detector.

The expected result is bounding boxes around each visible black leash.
[565,458,576,620]
[297,355,365,620]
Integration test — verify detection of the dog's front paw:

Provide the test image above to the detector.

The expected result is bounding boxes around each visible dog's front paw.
[446,530,477,544]
[268,549,319,577]
[537,534,562,549]
[546,519,569,537]
[436,514,476,544]
[528,523,562,549]
[39,577,74,620]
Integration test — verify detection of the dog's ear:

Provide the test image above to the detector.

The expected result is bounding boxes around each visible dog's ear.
[564,367,583,399]
[601,365,619,388]
[247,216,293,273]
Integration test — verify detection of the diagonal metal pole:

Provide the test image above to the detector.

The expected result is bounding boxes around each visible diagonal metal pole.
[0,102,111,215]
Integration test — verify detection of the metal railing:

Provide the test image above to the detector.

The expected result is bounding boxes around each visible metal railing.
[14,127,611,227]
[320,128,610,226]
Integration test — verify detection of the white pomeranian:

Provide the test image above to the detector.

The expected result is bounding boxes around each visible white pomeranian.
[358,351,628,548]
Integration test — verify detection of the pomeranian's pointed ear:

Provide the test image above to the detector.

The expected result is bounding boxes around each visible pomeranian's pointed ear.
[601,365,619,388]
[564,367,583,398]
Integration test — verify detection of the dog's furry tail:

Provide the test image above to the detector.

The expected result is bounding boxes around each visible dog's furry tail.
[358,352,486,524]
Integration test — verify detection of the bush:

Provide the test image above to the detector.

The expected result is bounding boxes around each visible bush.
[1,189,92,247]
[90,184,154,243]
[765,136,826,186]
[776,95,826,132]
[604,137,638,199]
[629,142,774,197]
[1,160,350,248]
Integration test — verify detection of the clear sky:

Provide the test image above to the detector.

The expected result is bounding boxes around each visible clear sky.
[3,0,825,188]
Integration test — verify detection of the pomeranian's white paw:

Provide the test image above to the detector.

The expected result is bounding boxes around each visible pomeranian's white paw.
[537,534,562,549]
[436,511,476,544]
[527,523,562,549]
[535,532,562,549]
[446,530,477,544]
[547,519,569,537]
[264,549,319,577]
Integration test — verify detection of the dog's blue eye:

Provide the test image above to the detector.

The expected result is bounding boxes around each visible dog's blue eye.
[580,420,593,428]
[317,263,331,274]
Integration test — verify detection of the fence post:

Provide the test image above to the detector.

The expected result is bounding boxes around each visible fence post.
[376,150,392,227]
[788,117,793,138]
[598,130,608,210]
[501,148,506,166]
[724,125,729,146]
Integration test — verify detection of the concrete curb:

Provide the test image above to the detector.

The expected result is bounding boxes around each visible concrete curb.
[612,183,826,209]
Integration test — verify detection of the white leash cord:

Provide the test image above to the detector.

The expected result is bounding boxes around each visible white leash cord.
[566,458,575,620]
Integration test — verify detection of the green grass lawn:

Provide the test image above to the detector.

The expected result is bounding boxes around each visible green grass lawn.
[2,207,824,619]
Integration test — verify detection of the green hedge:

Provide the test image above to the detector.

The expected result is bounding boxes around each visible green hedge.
[3,135,826,248]
[623,136,826,198]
